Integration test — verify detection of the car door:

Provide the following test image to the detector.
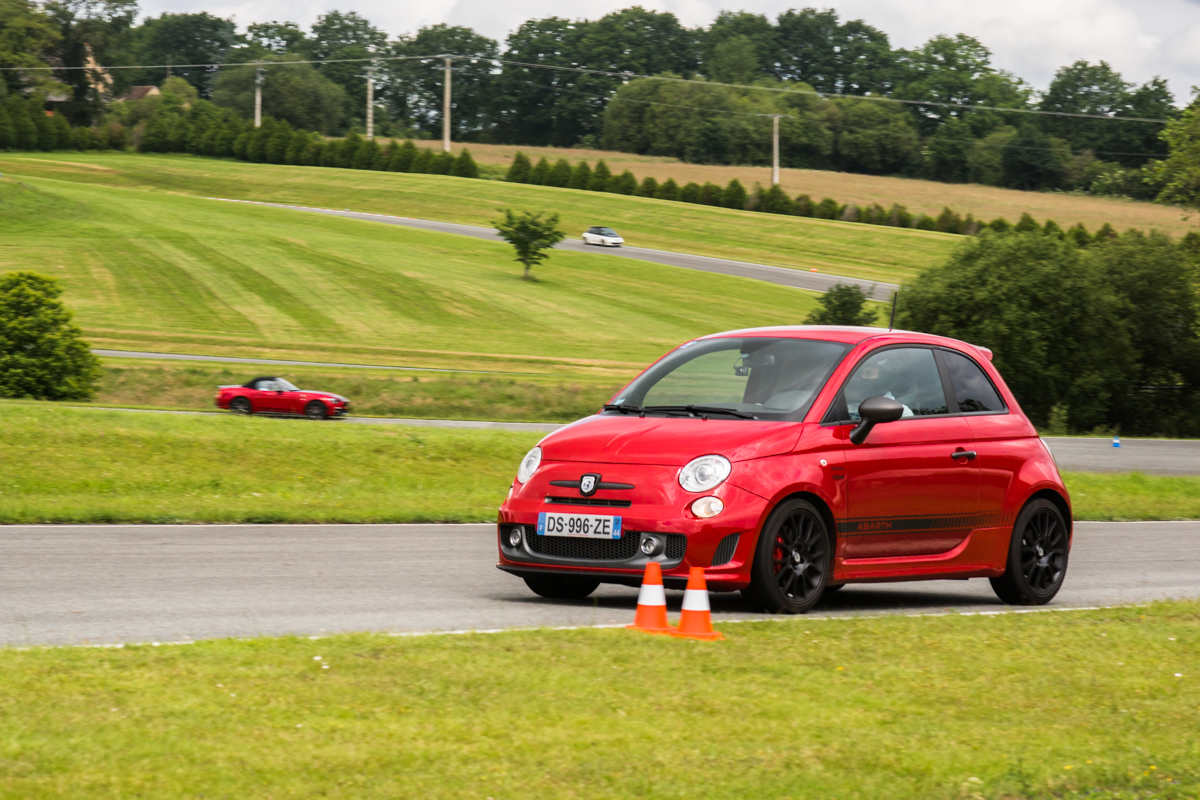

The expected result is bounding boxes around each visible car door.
[832,346,981,558]
[254,380,288,412]
[940,349,1023,519]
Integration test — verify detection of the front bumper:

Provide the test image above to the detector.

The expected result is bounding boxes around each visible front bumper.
[496,462,767,591]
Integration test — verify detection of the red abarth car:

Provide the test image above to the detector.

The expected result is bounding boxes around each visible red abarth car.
[215,377,351,420]
[497,326,1071,614]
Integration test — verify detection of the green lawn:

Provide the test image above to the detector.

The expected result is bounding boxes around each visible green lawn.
[0,151,960,284]
[96,358,627,423]
[0,173,832,369]
[2,601,1196,798]
[1,403,1197,524]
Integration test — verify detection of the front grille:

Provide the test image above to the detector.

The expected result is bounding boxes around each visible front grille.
[524,528,687,562]
[527,531,640,560]
[544,496,632,508]
[711,533,740,566]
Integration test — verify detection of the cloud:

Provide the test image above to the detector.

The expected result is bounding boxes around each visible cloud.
[140,0,1200,98]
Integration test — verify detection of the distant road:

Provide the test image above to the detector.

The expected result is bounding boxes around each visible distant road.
[2,521,1195,646]
[210,198,900,300]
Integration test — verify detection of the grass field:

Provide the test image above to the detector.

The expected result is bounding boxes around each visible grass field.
[0,152,959,284]
[417,140,1198,236]
[1,601,1196,798]
[96,358,626,422]
[1,403,1196,524]
[0,173,834,369]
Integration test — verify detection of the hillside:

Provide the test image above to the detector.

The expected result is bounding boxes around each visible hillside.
[0,153,957,285]
[458,142,1198,237]
[0,175,830,371]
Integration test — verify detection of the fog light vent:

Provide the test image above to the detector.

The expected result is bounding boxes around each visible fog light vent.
[639,535,664,557]
[507,527,523,548]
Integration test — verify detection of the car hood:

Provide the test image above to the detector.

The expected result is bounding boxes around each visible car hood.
[539,414,802,466]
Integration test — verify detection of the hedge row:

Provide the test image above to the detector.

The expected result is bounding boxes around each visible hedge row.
[0,97,129,151]
[503,153,1121,243]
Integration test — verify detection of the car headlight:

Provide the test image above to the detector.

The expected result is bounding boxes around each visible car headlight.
[678,455,731,493]
[516,446,542,484]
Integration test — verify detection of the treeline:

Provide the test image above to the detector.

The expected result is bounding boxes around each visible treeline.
[503,152,1128,242]
[1,0,1189,199]
[901,229,1200,437]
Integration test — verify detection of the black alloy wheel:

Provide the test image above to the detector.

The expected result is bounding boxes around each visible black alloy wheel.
[743,498,831,614]
[523,575,601,600]
[304,400,328,421]
[229,397,252,415]
[990,498,1070,605]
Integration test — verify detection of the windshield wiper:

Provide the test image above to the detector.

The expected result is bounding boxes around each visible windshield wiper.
[643,405,758,420]
[603,403,645,415]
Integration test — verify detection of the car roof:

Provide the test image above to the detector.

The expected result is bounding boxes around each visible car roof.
[696,325,993,360]
[244,376,281,388]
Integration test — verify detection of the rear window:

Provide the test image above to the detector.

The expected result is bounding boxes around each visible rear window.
[942,350,1005,413]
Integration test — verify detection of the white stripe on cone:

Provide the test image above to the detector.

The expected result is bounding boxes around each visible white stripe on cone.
[681,588,710,612]
[636,582,667,607]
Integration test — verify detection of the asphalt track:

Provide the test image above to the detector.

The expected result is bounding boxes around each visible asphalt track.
[211,198,900,300]
[2,521,1196,646]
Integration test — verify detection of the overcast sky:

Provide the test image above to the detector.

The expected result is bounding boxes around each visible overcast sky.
[143,0,1200,99]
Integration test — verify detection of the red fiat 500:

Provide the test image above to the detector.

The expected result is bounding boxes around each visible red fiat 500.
[497,326,1071,614]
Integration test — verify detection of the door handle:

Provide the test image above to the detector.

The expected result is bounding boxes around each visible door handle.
[952,450,977,460]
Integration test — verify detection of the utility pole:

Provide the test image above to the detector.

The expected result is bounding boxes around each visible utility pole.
[769,114,781,185]
[365,66,376,140]
[254,67,264,128]
[442,56,452,153]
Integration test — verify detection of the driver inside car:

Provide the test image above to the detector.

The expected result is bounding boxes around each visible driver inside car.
[843,362,915,419]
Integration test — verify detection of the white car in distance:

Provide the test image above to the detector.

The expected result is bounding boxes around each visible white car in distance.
[582,226,624,247]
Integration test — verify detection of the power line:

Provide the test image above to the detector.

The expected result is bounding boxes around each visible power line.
[3,52,1174,125]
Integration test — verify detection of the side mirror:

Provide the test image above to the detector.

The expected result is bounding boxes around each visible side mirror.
[849,396,905,445]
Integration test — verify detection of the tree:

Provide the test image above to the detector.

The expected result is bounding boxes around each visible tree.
[0,0,61,100]
[708,34,759,84]
[897,232,1135,430]
[568,160,591,189]
[704,10,775,81]
[656,177,680,201]
[386,24,498,139]
[636,176,658,197]
[757,183,793,214]
[528,157,550,185]
[1152,100,1200,208]
[587,159,612,191]
[41,0,136,125]
[494,209,567,279]
[0,271,101,400]
[544,158,571,187]
[212,59,345,134]
[388,139,417,172]
[308,11,386,126]
[1002,125,1067,190]
[774,9,895,95]
[128,12,237,96]
[804,284,878,326]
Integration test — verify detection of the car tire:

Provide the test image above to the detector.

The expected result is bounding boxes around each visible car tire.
[230,397,252,415]
[742,498,832,614]
[523,575,601,600]
[990,498,1070,605]
[304,400,328,421]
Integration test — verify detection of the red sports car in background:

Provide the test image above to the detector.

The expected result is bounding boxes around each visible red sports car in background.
[215,377,351,420]
[497,326,1071,614]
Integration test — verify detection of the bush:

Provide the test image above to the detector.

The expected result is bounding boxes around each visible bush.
[758,184,793,215]
[609,170,637,195]
[934,207,962,234]
[506,152,531,183]
[451,149,480,179]
[544,158,571,187]
[988,218,1011,233]
[429,151,455,175]
[568,161,591,190]
[635,177,658,198]
[0,272,102,401]
[813,197,839,219]
[701,182,723,206]
[913,214,935,231]
[528,157,550,185]
[656,178,680,202]
[886,204,912,228]
[721,179,747,210]
[679,181,703,204]
[1013,212,1040,233]
[588,160,612,191]
[804,284,879,326]
[387,140,417,172]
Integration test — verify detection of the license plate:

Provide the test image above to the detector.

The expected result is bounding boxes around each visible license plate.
[537,512,623,539]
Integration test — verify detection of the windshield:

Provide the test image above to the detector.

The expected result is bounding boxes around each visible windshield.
[609,337,849,421]
[275,378,300,392]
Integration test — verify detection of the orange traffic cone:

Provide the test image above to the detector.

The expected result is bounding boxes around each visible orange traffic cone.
[627,562,673,634]
[670,567,724,641]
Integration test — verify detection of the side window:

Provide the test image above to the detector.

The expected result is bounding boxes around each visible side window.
[942,351,1005,413]
[255,380,278,391]
[842,348,948,421]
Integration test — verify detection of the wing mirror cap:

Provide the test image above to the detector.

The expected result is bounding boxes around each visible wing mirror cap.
[849,396,904,445]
